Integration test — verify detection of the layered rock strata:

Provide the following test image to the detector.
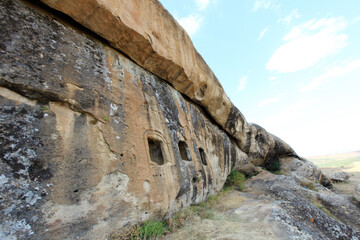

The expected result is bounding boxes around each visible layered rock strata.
[38,0,298,166]
[0,1,245,239]
[0,0,337,239]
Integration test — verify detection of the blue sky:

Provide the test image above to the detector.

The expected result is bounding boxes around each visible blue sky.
[158,0,360,157]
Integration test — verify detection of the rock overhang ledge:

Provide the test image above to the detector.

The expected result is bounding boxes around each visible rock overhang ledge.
[38,0,297,162]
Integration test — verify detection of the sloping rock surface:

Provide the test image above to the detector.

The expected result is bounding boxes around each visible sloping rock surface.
[165,172,360,240]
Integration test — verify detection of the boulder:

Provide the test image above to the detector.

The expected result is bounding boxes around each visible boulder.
[329,171,350,183]
[354,184,360,203]
[281,157,332,188]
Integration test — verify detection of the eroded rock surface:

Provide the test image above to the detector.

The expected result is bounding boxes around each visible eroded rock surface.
[37,0,298,168]
[329,171,351,183]
[164,170,360,240]
[0,1,244,238]
[0,0,356,239]
[354,184,360,203]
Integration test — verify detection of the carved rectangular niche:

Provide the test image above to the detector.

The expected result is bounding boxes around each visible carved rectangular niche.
[178,140,191,161]
[199,148,207,166]
[144,130,173,166]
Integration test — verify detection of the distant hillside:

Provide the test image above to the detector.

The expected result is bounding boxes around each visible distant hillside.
[308,151,360,168]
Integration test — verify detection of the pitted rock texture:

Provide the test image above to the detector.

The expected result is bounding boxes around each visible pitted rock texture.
[247,172,360,240]
[0,1,245,239]
[329,171,350,183]
[38,0,298,167]
[354,184,360,203]
[1,0,349,240]
[162,170,360,240]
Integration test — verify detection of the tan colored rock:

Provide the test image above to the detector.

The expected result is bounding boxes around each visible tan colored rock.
[38,0,297,165]
[40,0,232,126]
[0,1,245,238]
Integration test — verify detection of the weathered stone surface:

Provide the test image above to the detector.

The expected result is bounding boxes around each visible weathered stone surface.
[329,171,350,183]
[166,171,360,240]
[37,0,298,167]
[246,172,360,239]
[281,157,332,187]
[0,1,245,239]
[354,184,360,203]
[1,0,351,239]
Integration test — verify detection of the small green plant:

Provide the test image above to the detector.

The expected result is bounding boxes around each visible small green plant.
[189,204,216,220]
[40,106,50,111]
[136,220,169,239]
[311,200,339,221]
[265,159,282,173]
[207,194,220,202]
[167,208,195,230]
[314,203,333,217]
[225,170,246,190]
[221,186,233,193]
[307,183,318,191]
[104,115,109,122]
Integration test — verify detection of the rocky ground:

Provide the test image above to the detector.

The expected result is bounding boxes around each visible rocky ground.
[322,163,360,196]
[162,159,360,240]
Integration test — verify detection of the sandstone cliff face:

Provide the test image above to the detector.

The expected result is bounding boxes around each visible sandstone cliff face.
[0,1,245,239]
[37,0,299,166]
[0,0,348,239]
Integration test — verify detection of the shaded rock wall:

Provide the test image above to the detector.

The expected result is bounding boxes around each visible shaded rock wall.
[0,1,246,239]
[37,0,298,166]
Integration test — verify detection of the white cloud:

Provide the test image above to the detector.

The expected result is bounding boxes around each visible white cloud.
[253,0,280,12]
[269,76,277,81]
[177,15,204,36]
[238,76,248,91]
[195,0,209,10]
[267,17,348,73]
[352,16,360,24]
[299,59,360,92]
[258,94,282,107]
[253,0,271,11]
[278,9,300,25]
[257,26,269,40]
[258,98,360,156]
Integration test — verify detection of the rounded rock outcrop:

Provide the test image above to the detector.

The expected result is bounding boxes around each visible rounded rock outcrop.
[329,171,350,183]
[354,184,360,203]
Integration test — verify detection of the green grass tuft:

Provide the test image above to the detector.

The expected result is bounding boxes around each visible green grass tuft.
[265,160,282,173]
[225,170,246,190]
[307,183,318,191]
[136,220,169,239]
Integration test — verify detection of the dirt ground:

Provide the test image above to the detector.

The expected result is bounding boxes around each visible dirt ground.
[322,161,360,196]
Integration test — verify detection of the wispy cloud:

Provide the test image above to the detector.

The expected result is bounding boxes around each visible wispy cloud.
[299,59,360,92]
[258,94,282,107]
[352,16,360,24]
[238,76,248,91]
[267,17,348,73]
[253,0,280,12]
[253,0,271,11]
[195,0,209,10]
[278,9,300,25]
[257,26,269,40]
[269,76,277,81]
[177,15,204,36]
